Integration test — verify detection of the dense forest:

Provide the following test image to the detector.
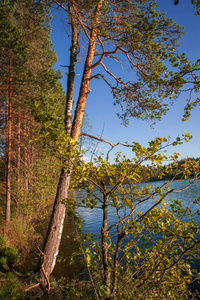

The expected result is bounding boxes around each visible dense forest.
[0,1,66,297]
[0,0,200,299]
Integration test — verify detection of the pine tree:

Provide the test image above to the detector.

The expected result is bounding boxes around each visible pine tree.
[0,0,65,227]
[39,0,185,287]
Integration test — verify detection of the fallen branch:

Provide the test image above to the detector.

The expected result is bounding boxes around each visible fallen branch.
[24,283,40,292]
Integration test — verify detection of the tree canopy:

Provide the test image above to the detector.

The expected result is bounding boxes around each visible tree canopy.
[56,0,184,127]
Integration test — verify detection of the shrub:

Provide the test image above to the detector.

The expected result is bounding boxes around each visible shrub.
[0,232,20,268]
[0,273,21,300]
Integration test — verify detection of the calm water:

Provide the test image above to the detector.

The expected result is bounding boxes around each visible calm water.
[76,179,200,235]
[75,179,200,296]
[21,179,200,282]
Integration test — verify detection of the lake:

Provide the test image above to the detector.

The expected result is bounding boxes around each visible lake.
[74,179,200,296]
[76,179,200,235]
[21,179,200,288]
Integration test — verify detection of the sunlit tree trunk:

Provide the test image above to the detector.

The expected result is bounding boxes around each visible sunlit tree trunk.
[39,1,102,287]
[24,125,29,193]
[16,116,21,198]
[5,76,12,223]
[39,3,79,285]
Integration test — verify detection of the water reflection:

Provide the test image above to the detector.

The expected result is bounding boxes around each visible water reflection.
[76,179,200,234]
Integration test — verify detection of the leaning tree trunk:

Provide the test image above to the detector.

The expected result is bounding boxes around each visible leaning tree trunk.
[39,168,71,286]
[39,1,102,287]
[39,3,79,286]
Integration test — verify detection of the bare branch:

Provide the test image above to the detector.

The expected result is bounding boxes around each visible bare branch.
[80,132,133,149]
[90,73,114,90]
[100,62,125,86]
[87,178,104,193]
[53,0,90,40]
[91,46,120,69]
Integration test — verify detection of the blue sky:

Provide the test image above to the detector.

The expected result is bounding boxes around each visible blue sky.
[50,0,200,163]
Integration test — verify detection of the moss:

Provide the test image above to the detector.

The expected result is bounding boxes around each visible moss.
[0,232,20,269]
[0,273,21,300]
[0,246,20,266]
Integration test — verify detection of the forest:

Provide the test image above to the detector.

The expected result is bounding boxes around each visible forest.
[0,0,200,299]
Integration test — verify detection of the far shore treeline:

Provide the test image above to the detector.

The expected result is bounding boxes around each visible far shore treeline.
[99,157,200,184]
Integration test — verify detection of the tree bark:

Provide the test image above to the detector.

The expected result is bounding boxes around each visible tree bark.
[39,167,71,285]
[65,4,79,135]
[15,116,21,210]
[39,0,102,287]
[71,2,102,141]
[17,117,21,195]
[101,194,111,299]
[5,77,12,223]
[39,2,79,286]
[24,125,29,193]
[110,230,123,299]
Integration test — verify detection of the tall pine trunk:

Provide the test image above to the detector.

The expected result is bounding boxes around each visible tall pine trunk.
[17,116,21,199]
[39,3,79,285]
[5,77,12,223]
[24,125,29,193]
[39,1,102,287]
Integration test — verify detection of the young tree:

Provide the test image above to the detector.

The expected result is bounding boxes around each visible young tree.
[39,0,186,287]
[70,135,200,299]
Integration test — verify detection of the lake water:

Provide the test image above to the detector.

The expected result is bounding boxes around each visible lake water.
[21,179,200,286]
[76,179,200,235]
[74,179,200,296]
